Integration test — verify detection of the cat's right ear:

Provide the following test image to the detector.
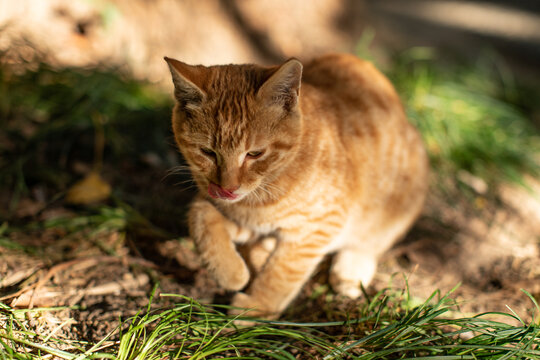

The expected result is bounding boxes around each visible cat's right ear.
[164,57,206,112]
[257,58,303,112]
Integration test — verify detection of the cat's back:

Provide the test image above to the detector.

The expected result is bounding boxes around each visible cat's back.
[302,53,402,117]
[300,53,415,159]
[300,54,428,220]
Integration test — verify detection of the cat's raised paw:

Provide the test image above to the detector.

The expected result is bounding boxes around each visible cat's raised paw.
[331,279,362,298]
[210,254,250,291]
[329,271,363,298]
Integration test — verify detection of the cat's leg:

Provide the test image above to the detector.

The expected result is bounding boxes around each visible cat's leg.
[189,197,253,291]
[248,236,277,273]
[230,230,329,319]
[330,219,413,298]
[230,224,254,245]
[329,248,377,298]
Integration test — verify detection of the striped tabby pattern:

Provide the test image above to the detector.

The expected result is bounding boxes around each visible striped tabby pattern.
[165,53,428,319]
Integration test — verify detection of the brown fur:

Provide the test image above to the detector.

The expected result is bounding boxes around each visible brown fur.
[165,53,428,319]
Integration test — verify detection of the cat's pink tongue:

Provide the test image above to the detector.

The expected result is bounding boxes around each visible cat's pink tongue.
[208,183,238,200]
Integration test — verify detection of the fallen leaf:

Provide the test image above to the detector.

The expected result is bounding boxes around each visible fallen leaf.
[65,171,111,205]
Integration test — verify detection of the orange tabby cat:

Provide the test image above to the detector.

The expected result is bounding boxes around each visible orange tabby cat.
[165,53,428,319]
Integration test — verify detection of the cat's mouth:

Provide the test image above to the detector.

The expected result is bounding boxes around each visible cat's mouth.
[208,182,240,201]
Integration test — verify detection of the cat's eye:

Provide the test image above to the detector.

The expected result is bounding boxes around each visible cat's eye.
[246,150,264,159]
[201,148,216,157]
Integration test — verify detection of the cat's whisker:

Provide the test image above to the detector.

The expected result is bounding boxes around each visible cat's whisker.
[256,185,274,201]
[176,183,199,191]
[265,182,284,195]
[162,173,193,183]
[173,179,197,186]
[250,187,264,205]
[168,164,191,169]
[258,181,284,201]
[165,167,192,175]
[163,166,192,181]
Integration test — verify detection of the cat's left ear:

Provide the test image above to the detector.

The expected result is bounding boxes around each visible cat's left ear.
[164,57,207,113]
[257,58,303,112]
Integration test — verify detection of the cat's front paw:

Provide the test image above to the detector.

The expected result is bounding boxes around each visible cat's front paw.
[330,278,362,298]
[229,292,275,322]
[209,253,250,291]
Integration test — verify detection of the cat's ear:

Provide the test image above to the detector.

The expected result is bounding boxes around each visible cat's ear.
[257,58,303,111]
[164,57,206,112]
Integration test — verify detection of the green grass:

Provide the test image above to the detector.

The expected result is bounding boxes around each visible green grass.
[1,287,539,359]
[387,48,540,192]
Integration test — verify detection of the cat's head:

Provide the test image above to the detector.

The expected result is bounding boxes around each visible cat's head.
[165,57,303,203]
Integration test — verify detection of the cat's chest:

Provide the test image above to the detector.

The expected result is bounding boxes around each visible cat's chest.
[226,205,279,234]
[222,192,340,238]
[220,201,293,236]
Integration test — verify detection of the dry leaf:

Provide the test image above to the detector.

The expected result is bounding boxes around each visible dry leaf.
[65,171,111,205]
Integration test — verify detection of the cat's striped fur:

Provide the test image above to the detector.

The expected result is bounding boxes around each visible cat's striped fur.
[165,53,428,319]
